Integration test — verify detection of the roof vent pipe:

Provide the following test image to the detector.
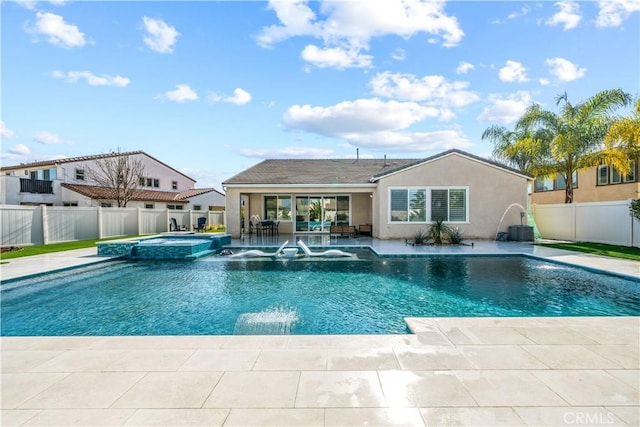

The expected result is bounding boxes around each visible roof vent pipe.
[384,154,387,167]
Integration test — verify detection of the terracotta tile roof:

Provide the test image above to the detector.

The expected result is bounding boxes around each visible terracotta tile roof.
[223,149,532,185]
[175,188,224,200]
[62,184,189,203]
[1,150,196,182]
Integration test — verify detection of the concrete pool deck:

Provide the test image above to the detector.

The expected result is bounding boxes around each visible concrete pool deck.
[1,238,638,426]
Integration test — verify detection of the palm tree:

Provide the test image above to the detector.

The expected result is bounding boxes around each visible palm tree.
[486,89,632,203]
[605,98,640,159]
[481,124,547,172]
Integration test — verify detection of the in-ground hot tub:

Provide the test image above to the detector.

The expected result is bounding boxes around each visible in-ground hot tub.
[97,233,232,260]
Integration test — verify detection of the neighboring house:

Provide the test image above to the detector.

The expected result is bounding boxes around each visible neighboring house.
[222,149,533,239]
[1,151,225,210]
[530,158,639,204]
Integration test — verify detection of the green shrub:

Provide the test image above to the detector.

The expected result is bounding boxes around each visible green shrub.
[412,229,430,245]
[447,227,465,244]
[630,199,640,221]
[426,219,453,245]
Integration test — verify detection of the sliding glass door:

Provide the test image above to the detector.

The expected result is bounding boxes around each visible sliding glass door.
[295,195,349,232]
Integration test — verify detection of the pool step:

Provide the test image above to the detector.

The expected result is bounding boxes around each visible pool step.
[233,309,298,335]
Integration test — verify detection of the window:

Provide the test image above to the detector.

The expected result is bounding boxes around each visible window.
[75,169,85,181]
[172,181,178,190]
[624,161,636,183]
[43,168,56,180]
[597,165,609,185]
[535,173,578,191]
[146,178,153,187]
[167,204,184,210]
[598,162,636,185]
[610,167,621,184]
[430,189,448,221]
[390,187,466,223]
[390,189,409,222]
[139,177,146,186]
[100,202,112,207]
[63,202,78,207]
[264,195,292,221]
[193,205,202,211]
[145,203,154,209]
[534,176,554,192]
[153,179,159,188]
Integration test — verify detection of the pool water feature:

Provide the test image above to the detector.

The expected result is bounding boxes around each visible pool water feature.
[1,255,638,336]
[97,233,232,260]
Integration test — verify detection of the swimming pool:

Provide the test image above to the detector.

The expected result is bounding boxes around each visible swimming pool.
[1,254,638,336]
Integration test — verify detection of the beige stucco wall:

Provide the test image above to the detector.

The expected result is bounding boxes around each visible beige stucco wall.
[530,166,640,204]
[375,153,530,239]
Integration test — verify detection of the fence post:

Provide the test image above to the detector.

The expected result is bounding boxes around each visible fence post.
[571,203,577,241]
[137,207,142,235]
[41,204,49,245]
[97,206,103,239]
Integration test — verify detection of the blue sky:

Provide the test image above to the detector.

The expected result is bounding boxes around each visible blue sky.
[2,0,638,191]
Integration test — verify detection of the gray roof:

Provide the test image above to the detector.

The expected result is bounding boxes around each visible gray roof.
[223,149,532,186]
[223,158,418,185]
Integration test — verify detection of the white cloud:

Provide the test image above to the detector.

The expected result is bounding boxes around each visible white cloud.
[391,48,406,61]
[498,60,529,83]
[546,1,581,30]
[477,91,533,123]
[301,45,373,69]
[162,84,198,102]
[343,130,474,153]
[26,11,85,48]
[52,70,130,87]
[545,57,586,81]
[34,131,71,145]
[596,0,640,27]
[492,5,535,24]
[281,98,473,154]
[239,146,334,159]
[257,0,464,69]
[209,88,252,106]
[0,121,16,138]
[369,71,479,109]
[284,98,444,137]
[225,88,252,106]
[9,144,31,156]
[456,61,474,75]
[142,16,179,53]
[539,78,551,86]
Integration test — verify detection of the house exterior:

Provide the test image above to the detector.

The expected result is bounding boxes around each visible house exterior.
[1,151,225,210]
[222,149,533,240]
[530,158,639,204]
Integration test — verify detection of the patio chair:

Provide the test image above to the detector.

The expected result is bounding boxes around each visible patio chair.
[230,240,289,258]
[297,240,351,258]
[193,216,207,232]
[169,218,186,232]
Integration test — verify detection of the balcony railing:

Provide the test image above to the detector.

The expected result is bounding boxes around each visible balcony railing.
[20,178,53,194]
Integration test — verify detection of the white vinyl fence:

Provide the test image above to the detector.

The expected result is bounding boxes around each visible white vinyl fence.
[0,205,225,247]
[532,200,640,248]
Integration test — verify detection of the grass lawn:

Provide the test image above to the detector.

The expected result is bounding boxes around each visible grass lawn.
[535,241,640,261]
[0,235,149,260]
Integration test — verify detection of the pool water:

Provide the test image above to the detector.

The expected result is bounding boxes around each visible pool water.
[1,255,638,336]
